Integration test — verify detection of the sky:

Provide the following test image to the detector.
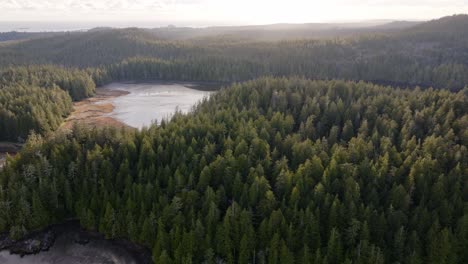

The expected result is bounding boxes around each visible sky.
[1,0,468,27]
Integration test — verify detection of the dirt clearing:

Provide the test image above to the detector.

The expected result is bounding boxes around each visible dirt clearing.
[61,88,130,130]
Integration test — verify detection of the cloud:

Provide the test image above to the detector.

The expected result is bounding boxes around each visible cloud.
[0,0,205,11]
[335,0,468,7]
[1,0,467,23]
[2,0,466,12]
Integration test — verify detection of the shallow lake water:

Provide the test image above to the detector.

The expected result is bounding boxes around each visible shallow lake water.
[103,82,214,128]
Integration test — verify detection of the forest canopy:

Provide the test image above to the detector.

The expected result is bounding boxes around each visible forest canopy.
[1,78,466,263]
[0,15,467,264]
[0,66,95,140]
[1,15,468,91]
[0,65,95,101]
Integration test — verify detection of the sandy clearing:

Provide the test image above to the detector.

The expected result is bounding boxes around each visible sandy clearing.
[61,88,131,130]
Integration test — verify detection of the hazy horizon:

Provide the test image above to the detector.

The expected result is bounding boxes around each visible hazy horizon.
[0,18,424,33]
[1,0,467,29]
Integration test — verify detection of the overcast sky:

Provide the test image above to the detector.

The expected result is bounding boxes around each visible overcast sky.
[1,0,467,26]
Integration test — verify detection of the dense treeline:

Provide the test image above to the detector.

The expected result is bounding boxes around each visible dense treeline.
[0,66,95,140]
[0,16,463,142]
[1,15,468,91]
[1,78,466,263]
[0,85,72,140]
[91,56,468,92]
[0,32,63,42]
[0,65,95,101]
[91,57,262,85]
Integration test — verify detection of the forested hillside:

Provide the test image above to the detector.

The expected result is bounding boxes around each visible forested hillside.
[142,20,421,41]
[0,32,64,43]
[1,15,467,91]
[1,78,466,263]
[0,85,72,141]
[0,14,467,263]
[0,66,95,100]
[0,66,95,140]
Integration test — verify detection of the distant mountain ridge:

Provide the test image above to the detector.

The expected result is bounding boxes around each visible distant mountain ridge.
[0,18,424,42]
[0,15,466,91]
[399,14,468,39]
[140,19,423,41]
[1,14,464,42]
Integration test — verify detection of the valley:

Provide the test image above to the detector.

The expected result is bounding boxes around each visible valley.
[62,82,215,130]
[0,14,466,264]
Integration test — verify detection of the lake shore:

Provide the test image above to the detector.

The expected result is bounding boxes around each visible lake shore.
[114,80,226,91]
[104,82,215,128]
[61,87,130,130]
[74,82,216,129]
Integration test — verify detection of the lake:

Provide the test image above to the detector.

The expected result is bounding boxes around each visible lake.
[103,82,215,129]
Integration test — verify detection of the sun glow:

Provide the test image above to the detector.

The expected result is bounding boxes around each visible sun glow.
[1,0,467,25]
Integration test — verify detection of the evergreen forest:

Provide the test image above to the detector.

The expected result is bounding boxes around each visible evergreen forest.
[0,14,467,264]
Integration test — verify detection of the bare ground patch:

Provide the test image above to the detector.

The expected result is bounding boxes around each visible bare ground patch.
[61,88,131,130]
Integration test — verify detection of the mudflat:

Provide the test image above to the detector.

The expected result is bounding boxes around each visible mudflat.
[61,88,130,130]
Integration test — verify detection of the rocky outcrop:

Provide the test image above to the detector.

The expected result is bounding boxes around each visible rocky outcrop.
[0,230,55,256]
[0,221,152,263]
